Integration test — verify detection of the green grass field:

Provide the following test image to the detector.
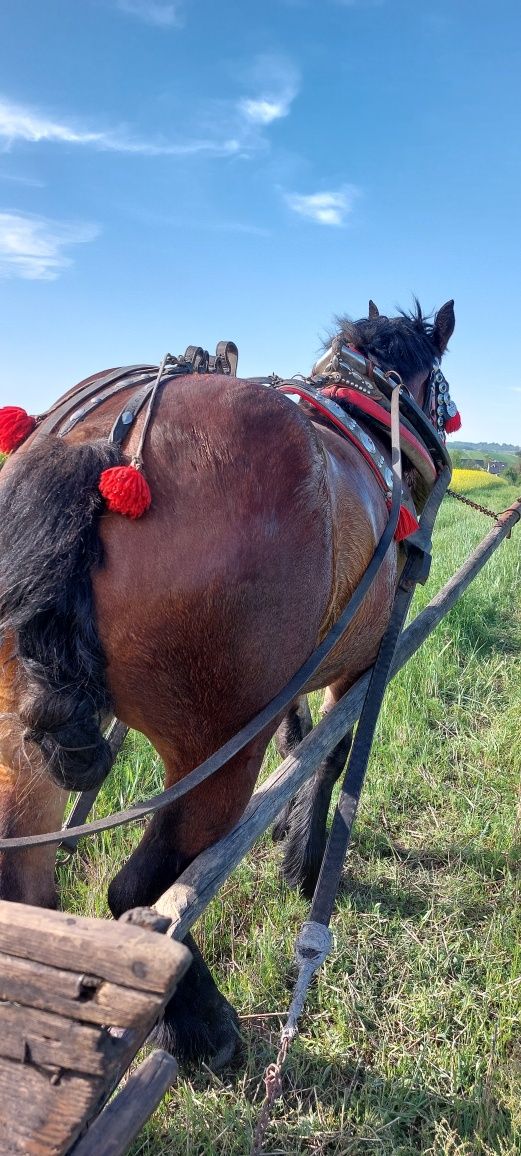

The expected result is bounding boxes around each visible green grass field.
[59,478,521,1156]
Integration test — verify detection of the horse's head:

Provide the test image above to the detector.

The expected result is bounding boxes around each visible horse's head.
[337,298,456,419]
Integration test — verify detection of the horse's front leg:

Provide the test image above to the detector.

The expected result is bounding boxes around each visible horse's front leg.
[107,735,267,1068]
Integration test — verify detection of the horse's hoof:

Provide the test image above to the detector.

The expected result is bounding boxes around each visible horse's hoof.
[207,1015,241,1071]
[154,993,241,1070]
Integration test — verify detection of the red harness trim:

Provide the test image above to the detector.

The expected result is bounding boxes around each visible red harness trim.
[278,383,421,542]
[279,385,391,495]
[321,386,437,483]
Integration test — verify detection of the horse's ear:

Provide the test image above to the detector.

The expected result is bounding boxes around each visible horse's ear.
[368,299,379,319]
[433,300,455,355]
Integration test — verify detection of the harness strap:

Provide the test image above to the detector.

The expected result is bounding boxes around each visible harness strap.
[36,367,159,439]
[108,381,157,446]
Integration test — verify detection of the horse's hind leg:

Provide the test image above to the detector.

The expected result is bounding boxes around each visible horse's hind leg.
[278,685,353,898]
[107,737,266,1068]
[272,696,313,842]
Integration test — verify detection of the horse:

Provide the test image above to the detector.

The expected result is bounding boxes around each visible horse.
[0,299,455,1067]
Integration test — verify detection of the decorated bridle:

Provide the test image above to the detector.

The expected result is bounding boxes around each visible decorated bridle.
[425,360,461,437]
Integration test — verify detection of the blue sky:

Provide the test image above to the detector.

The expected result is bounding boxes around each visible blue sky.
[0,0,519,444]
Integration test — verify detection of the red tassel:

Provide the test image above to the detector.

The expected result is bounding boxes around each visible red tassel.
[445,410,462,434]
[387,499,420,542]
[98,464,152,519]
[395,504,420,541]
[0,406,37,453]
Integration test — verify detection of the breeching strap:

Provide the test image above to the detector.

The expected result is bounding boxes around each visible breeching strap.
[0,386,408,852]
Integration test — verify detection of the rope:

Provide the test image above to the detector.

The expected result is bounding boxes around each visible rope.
[250,922,333,1156]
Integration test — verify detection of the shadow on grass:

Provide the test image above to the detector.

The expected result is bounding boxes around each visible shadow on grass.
[353,826,520,880]
[336,874,431,919]
[274,1054,515,1155]
[167,1044,515,1156]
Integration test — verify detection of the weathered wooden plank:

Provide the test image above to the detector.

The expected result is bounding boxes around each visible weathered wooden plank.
[71,1049,178,1156]
[0,1055,102,1156]
[0,905,192,1156]
[0,952,164,1030]
[0,1002,123,1077]
[156,499,521,938]
[0,903,191,994]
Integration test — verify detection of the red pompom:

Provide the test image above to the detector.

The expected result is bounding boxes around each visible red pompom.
[98,464,152,519]
[387,498,420,542]
[445,410,462,434]
[0,406,37,453]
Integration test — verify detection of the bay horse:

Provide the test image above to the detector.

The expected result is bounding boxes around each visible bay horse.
[0,300,455,1067]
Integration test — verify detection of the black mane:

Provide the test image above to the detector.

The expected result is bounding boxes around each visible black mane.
[0,435,123,791]
[334,301,440,382]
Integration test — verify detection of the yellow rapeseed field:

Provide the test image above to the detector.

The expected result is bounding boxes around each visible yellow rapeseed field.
[451,467,507,492]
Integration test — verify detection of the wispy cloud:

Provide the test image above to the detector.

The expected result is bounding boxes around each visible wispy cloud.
[116,0,184,26]
[0,58,299,165]
[240,98,290,126]
[0,170,45,188]
[0,211,99,280]
[238,55,299,126]
[0,99,105,147]
[0,96,241,157]
[284,187,357,226]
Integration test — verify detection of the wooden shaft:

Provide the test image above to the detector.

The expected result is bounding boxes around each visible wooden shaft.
[156,498,521,939]
[70,1049,177,1156]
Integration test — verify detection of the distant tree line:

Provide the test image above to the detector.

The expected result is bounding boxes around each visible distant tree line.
[450,447,521,483]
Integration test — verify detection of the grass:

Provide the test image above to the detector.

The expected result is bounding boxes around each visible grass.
[59,479,521,1156]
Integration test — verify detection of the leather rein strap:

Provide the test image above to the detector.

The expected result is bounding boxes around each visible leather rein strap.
[0,385,414,851]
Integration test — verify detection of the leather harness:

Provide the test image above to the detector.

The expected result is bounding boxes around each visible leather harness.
[30,337,450,525]
[0,338,452,852]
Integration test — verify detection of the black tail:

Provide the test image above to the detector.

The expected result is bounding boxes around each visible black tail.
[0,435,123,790]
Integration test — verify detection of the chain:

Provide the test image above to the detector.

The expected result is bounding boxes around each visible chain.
[250,1035,290,1156]
[446,488,502,522]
